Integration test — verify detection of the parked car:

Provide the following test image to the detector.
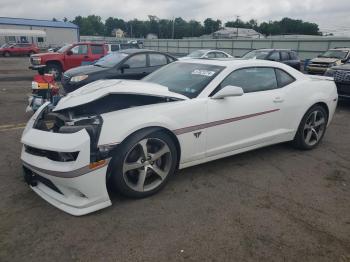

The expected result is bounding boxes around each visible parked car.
[242,49,301,70]
[324,61,350,99]
[61,49,177,93]
[0,43,39,57]
[29,42,108,80]
[307,48,350,75]
[106,43,140,53]
[21,59,337,216]
[179,49,233,60]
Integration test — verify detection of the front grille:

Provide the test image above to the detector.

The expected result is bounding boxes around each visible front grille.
[23,166,62,194]
[309,62,330,68]
[24,145,79,162]
[334,70,350,83]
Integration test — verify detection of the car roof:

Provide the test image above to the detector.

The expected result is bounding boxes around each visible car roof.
[119,49,171,55]
[252,49,293,52]
[178,58,286,68]
[329,48,350,51]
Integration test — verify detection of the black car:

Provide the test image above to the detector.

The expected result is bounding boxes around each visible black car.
[61,49,177,93]
[242,49,301,70]
[324,62,350,99]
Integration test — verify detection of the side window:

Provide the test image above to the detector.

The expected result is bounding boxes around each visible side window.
[206,52,215,58]
[280,51,290,61]
[124,54,147,68]
[110,45,120,52]
[275,69,295,88]
[149,54,167,66]
[167,56,176,63]
[215,52,227,58]
[269,51,280,61]
[91,45,104,54]
[219,67,278,93]
[71,45,88,55]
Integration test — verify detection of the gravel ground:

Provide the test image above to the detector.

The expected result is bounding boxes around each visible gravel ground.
[0,57,349,262]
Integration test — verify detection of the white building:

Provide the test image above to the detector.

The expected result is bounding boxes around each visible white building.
[0,17,79,48]
[213,27,262,39]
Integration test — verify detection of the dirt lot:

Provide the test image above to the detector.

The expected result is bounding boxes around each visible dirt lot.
[0,57,349,262]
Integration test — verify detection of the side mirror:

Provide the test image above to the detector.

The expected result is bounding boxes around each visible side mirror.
[212,85,244,99]
[119,64,130,73]
[66,50,73,56]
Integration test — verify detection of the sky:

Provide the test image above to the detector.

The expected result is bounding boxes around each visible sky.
[1,0,350,35]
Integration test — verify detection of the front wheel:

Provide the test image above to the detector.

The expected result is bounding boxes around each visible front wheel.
[293,105,328,150]
[109,131,178,198]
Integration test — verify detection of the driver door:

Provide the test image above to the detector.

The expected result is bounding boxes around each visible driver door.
[206,67,285,157]
[65,44,89,68]
[119,54,150,79]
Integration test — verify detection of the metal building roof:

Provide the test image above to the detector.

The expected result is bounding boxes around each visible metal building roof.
[0,17,78,29]
[0,29,46,37]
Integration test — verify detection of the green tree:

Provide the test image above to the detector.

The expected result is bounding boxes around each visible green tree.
[204,18,222,34]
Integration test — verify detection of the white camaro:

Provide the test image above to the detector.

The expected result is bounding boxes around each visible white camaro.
[21,59,338,216]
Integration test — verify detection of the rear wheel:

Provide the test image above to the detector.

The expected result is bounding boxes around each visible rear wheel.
[109,131,178,198]
[45,63,62,80]
[293,105,328,150]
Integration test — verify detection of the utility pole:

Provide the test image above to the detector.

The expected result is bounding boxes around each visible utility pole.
[236,15,240,38]
[172,17,175,39]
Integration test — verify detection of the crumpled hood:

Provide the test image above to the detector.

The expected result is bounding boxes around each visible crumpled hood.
[54,80,188,111]
[310,57,339,63]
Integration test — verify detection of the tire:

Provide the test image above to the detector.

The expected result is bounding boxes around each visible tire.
[109,130,178,198]
[3,51,10,57]
[293,105,328,150]
[45,63,62,80]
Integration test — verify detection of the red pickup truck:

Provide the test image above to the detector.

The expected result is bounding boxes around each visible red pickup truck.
[30,42,108,79]
[0,43,39,57]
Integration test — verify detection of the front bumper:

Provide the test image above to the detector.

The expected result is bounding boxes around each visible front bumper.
[335,82,350,98]
[21,117,112,216]
[29,64,46,70]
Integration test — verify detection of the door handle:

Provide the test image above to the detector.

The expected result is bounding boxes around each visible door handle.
[273,97,284,103]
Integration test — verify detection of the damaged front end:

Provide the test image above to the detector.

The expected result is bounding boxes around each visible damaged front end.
[20,80,188,215]
[34,107,105,162]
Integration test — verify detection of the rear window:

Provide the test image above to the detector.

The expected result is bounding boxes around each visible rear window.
[91,45,104,54]
[275,69,295,88]
[290,51,299,60]
[149,54,168,66]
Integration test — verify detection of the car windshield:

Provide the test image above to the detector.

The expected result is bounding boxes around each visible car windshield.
[143,62,224,98]
[57,44,72,53]
[242,50,270,59]
[187,50,207,58]
[320,50,349,59]
[1,43,9,48]
[94,52,128,68]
